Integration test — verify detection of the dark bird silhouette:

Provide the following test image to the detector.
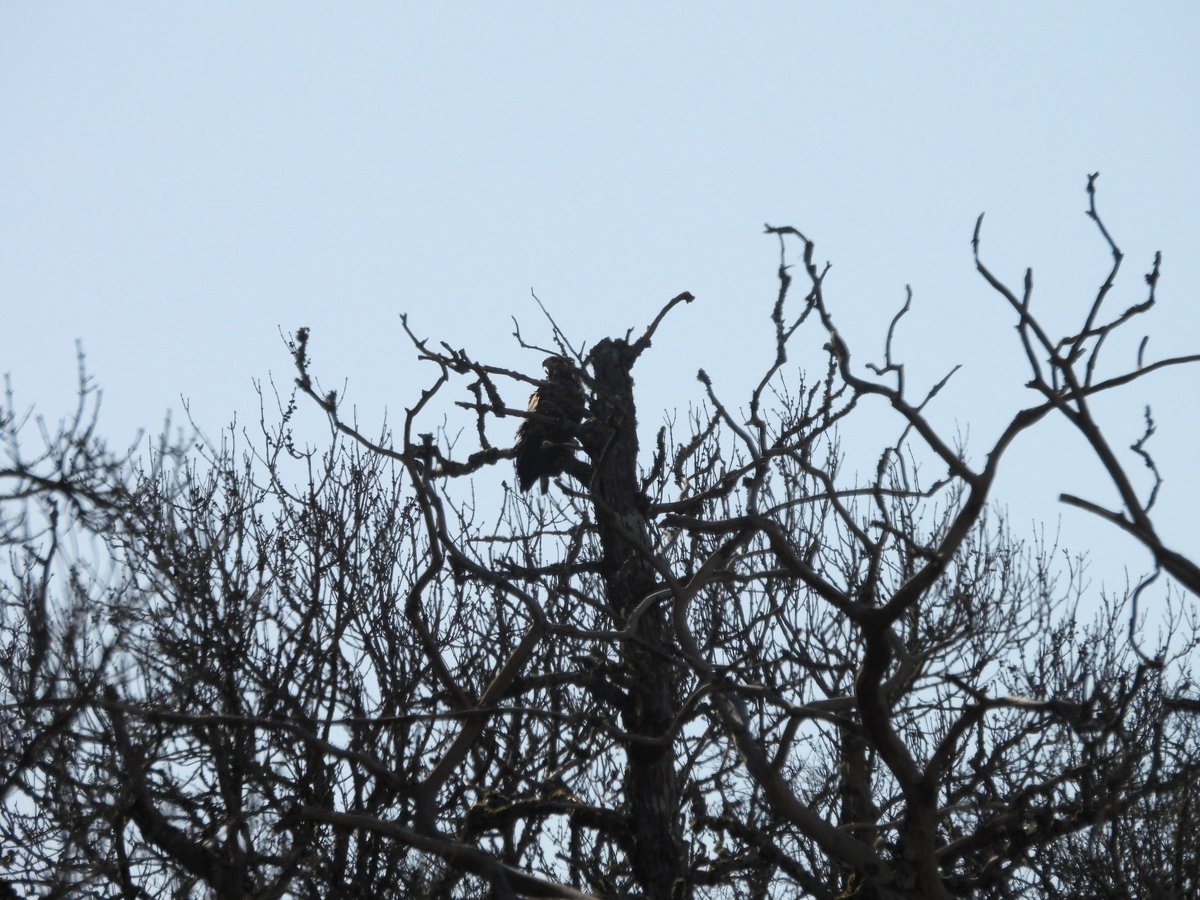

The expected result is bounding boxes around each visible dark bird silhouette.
[515,356,585,493]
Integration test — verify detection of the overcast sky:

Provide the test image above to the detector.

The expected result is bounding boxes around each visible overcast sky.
[2,3,1197,597]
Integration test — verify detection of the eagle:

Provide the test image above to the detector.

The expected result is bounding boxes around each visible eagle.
[514,356,585,493]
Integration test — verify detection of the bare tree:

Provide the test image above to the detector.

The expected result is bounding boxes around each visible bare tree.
[2,177,1198,898]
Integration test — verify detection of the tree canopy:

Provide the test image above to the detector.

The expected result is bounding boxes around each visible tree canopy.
[2,177,1198,898]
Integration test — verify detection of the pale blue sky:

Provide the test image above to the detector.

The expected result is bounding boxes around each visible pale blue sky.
[2,4,1197,589]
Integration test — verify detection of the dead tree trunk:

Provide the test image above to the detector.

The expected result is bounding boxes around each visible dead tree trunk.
[583,337,688,900]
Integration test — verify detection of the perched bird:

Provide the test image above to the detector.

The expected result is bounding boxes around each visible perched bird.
[514,356,585,493]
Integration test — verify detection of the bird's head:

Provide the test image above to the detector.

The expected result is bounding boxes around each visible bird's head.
[542,356,575,377]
